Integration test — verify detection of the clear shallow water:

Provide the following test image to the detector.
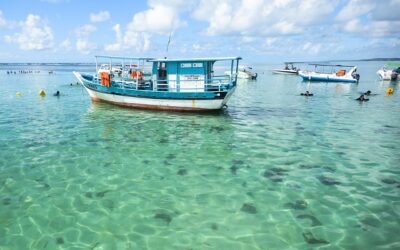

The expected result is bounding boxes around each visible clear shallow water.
[0,62,399,249]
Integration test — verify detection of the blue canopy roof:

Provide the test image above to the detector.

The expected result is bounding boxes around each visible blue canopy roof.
[148,57,242,62]
[95,55,154,60]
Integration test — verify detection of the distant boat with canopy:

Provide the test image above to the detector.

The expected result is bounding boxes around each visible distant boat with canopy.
[272,62,301,74]
[298,64,360,83]
[73,55,241,111]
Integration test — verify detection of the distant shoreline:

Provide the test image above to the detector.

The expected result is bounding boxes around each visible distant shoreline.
[0,58,399,65]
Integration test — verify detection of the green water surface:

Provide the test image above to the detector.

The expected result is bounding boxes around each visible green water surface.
[0,62,399,249]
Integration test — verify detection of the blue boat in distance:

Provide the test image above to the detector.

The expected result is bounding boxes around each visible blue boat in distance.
[73,56,241,111]
[298,64,360,83]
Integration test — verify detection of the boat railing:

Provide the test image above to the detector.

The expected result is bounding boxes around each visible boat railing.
[98,73,233,92]
[152,76,232,92]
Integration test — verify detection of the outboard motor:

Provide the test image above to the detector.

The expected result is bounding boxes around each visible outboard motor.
[391,72,398,81]
[251,73,258,80]
[352,73,360,82]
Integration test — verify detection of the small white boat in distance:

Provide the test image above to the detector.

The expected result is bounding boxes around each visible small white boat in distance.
[298,64,360,83]
[225,65,257,79]
[272,62,300,74]
[377,62,400,81]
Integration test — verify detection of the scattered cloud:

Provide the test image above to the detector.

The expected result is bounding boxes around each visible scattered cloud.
[105,1,186,52]
[302,42,322,55]
[128,4,186,34]
[193,0,339,36]
[1,0,399,61]
[105,23,151,52]
[60,39,71,50]
[4,14,53,50]
[336,0,375,21]
[74,24,97,54]
[264,37,277,47]
[0,10,6,27]
[90,11,110,23]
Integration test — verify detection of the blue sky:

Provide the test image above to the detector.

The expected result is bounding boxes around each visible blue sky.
[0,0,399,62]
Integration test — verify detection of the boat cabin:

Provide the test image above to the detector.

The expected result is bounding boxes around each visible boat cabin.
[149,58,240,92]
[284,62,299,71]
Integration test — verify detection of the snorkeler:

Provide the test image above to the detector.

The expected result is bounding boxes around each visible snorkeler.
[301,91,313,96]
[356,94,369,101]
[53,91,60,97]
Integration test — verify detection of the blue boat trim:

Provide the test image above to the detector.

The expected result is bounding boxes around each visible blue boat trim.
[82,77,230,100]
[300,75,357,83]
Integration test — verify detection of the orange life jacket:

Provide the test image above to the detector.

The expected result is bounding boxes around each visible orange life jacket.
[100,72,110,87]
[131,70,143,80]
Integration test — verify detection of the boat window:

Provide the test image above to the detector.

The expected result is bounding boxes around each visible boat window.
[158,62,167,80]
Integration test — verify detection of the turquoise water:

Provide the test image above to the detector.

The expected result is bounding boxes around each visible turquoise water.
[0,62,399,249]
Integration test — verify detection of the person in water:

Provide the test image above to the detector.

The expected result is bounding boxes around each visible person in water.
[53,91,60,97]
[301,91,313,96]
[364,90,371,96]
[356,94,369,101]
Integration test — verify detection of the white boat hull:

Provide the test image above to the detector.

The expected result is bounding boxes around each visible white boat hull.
[225,70,257,79]
[377,69,393,80]
[298,71,358,83]
[272,69,298,74]
[82,85,234,111]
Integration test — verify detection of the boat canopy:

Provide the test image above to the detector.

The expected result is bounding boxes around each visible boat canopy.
[284,62,304,64]
[148,57,242,62]
[308,64,356,68]
[95,55,154,61]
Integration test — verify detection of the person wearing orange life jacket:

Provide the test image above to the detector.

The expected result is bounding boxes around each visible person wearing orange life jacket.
[131,70,143,80]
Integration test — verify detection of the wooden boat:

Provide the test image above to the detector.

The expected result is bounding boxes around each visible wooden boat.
[298,64,360,83]
[73,56,241,111]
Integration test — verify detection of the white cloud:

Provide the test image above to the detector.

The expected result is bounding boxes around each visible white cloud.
[104,24,123,51]
[4,14,53,50]
[105,23,151,52]
[241,36,256,43]
[74,24,97,53]
[342,17,400,37]
[193,0,339,36]
[343,19,363,33]
[0,10,6,27]
[367,20,400,37]
[75,24,96,36]
[264,37,277,47]
[302,42,322,55]
[60,39,71,49]
[129,4,186,34]
[335,0,400,38]
[90,11,110,23]
[371,0,400,21]
[104,1,186,52]
[336,0,375,21]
